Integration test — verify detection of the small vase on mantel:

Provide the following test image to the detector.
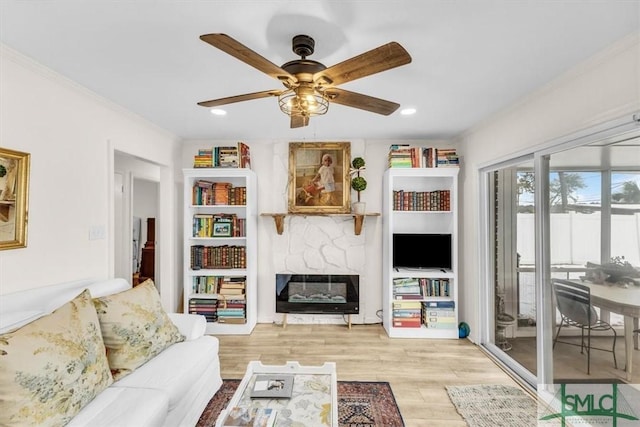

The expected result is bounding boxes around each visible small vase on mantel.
[352,201,366,215]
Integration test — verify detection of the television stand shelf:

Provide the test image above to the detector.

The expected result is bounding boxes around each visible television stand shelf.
[260,213,380,235]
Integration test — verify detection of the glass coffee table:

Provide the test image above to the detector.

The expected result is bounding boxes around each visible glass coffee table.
[215,361,338,427]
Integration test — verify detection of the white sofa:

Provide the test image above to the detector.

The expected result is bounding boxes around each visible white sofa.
[0,278,223,427]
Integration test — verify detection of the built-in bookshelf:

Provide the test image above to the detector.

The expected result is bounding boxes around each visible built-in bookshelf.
[382,167,459,338]
[183,168,257,335]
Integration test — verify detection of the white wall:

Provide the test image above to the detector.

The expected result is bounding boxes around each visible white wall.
[457,32,640,342]
[0,45,180,303]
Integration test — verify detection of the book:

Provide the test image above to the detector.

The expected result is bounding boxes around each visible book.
[217,317,247,324]
[218,146,239,168]
[393,318,422,328]
[220,281,246,289]
[393,294,423,300]
[218,287,244,295]
[250,374,294,398]
[423,300,455,309]
[425,321,457,329]
[238,141,252,169]
[392,300,422,309]
[223,407,277,427]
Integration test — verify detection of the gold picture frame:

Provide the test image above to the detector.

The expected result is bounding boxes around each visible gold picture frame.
[0,147,30,250]
[288,142,351,214]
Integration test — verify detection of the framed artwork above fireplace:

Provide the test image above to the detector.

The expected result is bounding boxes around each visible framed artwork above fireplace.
[288,142,351,214]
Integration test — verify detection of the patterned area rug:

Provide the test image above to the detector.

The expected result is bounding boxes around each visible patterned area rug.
[446,384,538,427]
[197,379,405,427]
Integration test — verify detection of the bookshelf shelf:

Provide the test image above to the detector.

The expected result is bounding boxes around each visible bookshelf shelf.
[383,168,459,339]
[260,213,380,235]
[183,168,257,335]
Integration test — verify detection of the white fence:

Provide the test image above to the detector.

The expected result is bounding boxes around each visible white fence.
[516,212,640,323]
[517,212,640,266]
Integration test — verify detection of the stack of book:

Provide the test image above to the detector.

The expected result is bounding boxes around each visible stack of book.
[422,301,456,329]
[217,296,246,324]
[217,277,246,298]
[218,277,247,323]
[388,144,422,168]
[392,278,422,300]
[392,300,422,328]
[192,142,251,169]
[193,148,213,168]
[188,297,217,322]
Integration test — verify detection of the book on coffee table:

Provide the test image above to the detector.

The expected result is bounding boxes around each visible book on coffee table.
[250,374,294,398]
[223,407,277,427]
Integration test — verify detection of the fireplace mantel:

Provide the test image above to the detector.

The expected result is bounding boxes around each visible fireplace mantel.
[261,212,380,235]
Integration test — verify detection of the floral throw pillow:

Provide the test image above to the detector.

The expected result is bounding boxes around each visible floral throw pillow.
[0,289,113,427]
[93,279,184,381]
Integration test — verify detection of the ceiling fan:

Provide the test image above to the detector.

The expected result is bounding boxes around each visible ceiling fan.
[197,33,412,128]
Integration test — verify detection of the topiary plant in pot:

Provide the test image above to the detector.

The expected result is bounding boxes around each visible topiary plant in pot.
[350,157,367,214]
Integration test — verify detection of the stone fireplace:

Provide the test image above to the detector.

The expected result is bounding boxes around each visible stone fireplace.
[276,274,359,314]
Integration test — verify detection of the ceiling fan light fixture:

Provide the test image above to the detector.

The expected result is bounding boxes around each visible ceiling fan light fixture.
[198,33,412,128]
[278,86,329,118]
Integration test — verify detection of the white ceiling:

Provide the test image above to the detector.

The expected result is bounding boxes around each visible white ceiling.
[1,1,638,141]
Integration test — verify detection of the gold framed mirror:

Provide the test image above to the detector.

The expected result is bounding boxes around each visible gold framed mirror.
[0,147,30,250]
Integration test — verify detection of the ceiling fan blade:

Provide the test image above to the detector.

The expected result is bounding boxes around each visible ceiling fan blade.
[290,115,309,128]
[315,42,411,87]
[197,90,281,108]
[200,33,296,85]
[324,88,400,115]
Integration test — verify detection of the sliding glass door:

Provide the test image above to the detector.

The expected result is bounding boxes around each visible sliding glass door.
[486,160,538,380]
[480,119,640,389]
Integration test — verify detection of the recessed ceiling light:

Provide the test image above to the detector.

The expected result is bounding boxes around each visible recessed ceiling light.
[400,108,416,116]
[210,109,227,116]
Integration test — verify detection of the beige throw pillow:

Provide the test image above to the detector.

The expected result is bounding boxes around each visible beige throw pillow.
[0,289,113,427]
[93,279,184,381]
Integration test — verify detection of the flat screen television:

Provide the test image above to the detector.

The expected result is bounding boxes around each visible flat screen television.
[392,233,452,270]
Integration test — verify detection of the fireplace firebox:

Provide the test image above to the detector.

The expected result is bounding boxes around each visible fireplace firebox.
[276,274,359,314]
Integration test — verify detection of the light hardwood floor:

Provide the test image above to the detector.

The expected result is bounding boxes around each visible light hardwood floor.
[508,335,639,383]
[215,323,526,427]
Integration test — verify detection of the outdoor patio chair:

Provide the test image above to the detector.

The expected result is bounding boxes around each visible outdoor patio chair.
[552,278,617,374]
